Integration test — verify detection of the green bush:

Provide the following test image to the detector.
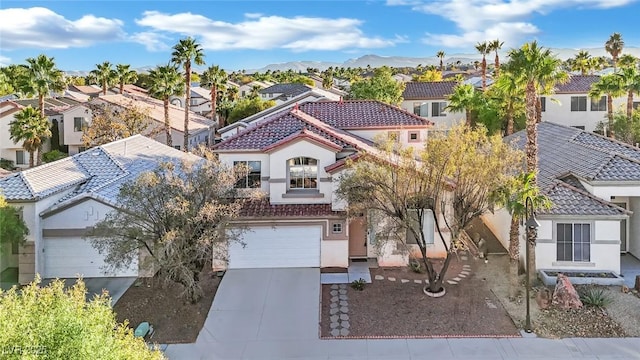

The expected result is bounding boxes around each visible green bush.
[579,287,612,307]
[351,278,366,291]
[0,277,165,360]
[0,158,16,170]
[409,261,423,273]
[42,150,68,163]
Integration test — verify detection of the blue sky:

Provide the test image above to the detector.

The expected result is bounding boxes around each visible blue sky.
[0,0,639,72]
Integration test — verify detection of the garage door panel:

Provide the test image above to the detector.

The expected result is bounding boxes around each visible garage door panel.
[44,237,138,278]
[229,226,320,268]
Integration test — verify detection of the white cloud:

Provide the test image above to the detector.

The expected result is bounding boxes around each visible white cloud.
[129,32,171,52]
[244,13,263,19]
[390,0,636,48]
[135,11,400,51]
[0,7,125,50]
[0,55,11,66]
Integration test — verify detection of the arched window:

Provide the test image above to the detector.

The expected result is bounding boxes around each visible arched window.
[288,157,318,189]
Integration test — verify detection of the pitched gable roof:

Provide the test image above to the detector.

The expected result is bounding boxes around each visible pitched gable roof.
[299,100,432,128]
[402,81,458,100]
[507,122,640,216]
[260,83,311,97]
[554,75,600,94]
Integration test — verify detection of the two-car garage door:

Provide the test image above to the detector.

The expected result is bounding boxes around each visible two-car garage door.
[228,226,321,268]
[43,237,138,278]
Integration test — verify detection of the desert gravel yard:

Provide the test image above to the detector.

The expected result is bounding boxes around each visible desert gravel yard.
[321,256,520,338]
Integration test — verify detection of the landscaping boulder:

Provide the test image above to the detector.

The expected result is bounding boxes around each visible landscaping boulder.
[552,274,583,309]
[536,287,552,310]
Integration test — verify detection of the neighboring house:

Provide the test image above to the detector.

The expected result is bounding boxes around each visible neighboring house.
[92,94,216,150]
[67,85,106,98]
[218,88,343,140]
[392,73,414,83]
[213,100,436,270]
[259,83,314,104]
[401,81,461,129]
[238,80,273,98]
[483,122,638,276]
[0,98,88,167]
[0,135,199,284]
[541,75,626,132]
[169,86,211,115]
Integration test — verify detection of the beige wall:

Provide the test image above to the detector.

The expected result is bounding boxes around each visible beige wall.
[541,94,626,132]
[62,106,92,152]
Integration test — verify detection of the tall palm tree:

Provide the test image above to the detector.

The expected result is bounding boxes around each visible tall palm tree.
[589,74,625,137]
[505,41,566,282]
[491,71,525,135]
[171,37,206,151]
[617,66,640,120]
[9,106,51,167]
[605,33,624,71]
[147,65,184,148]
[618,54,638,70]
[445,83,479,126]
[200,65,228,128]
[18,54,64,117]
[321,68,334,89]
[489,39,504,76]
[249,85,262,99]
[569,50,593,75]
[475,41,490,91]
[89,61,116,95]
[436,51,446,72]
[115,64,138,94]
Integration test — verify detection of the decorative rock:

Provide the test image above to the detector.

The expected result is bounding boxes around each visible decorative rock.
[414,279,423,284]
[330,315,339,322]
[458,274,467,278]
[552,274,583,309]
[375,275,385,280]
[460,256,468,261]
[340,306,349,313]
[331,284,339,290]
[461,271,470,275]
[388,277,396,281]
[331,296,339,302]
[339,284,347,289]
[341,321,350,329]
[339,300,348,307]
[340,314,349,321]
[453,277,461,281]
[338,289,347,295]
[330,308,339,315]
[463,265,471,269]
[339,294,348,301]
[447,280,458,285]
[536,288,552,310]
[340,328,350,336]
[330,290,338,296]
[330,322,340,329]
[330,303,338,308]
[401,279,409,283]
[330,329,340,337]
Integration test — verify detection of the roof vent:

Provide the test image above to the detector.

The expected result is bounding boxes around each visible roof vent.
[91,150,100,156]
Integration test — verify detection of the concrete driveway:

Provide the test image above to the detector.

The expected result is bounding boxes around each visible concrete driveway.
[41,277,136,305]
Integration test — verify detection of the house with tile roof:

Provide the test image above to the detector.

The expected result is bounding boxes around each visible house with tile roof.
[169,86,213,116]
[400,81,462,129]
[92,93,216,151]
[0,135,200,284]
[540,75,627,132]
[213,100,435,269]
[483,122,640,275]
[259,83,315,105]
[238,80,273,99]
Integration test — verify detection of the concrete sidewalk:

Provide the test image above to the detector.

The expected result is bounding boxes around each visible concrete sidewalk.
[163,268,640,360]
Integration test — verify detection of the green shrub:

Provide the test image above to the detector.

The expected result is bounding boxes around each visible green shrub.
[0,158,16,170]
[409,261,422,273]
[579,287,612,307]
[351,278,366,291]
[42,150,68,163]
[0,277,165,359]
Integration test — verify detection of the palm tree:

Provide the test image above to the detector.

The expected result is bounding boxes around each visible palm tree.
[489,39,504,76]
[171,37,206,151]
[505,41,566,282]
[495,172,551,298]
[475,41,490,91]
[200,65,228,128]
[569,50,593,75]
[249,85,262,99]
[618,54,638,70]
[436,51,446,72]
[589,74,625,137]
[491,71,525,135]
[9,106,51,167]
[445,83,479,126]
[147,65,184,148]
[89,61,116,95]
[115,64,138,94]
[321,68,334,89]
[616,66,640,120]
[18,54,64,117]
[605,33,624,71]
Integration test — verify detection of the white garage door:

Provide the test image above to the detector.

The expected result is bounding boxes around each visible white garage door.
[229,226,321,268]
[44,237,138,278]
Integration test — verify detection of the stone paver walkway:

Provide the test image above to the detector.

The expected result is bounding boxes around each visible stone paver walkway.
[328,284,350,337]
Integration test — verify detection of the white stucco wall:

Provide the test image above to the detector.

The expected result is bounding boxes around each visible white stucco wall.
[400,100,463,129]
[321,240,348,268]
[541,94,626,132]
[268,140,335,204]
[331,169,347,211]
[347,128,429,148]
[62,106,92,150]
[629,197,640,257]
[217,152,270,193]
[41,199,115,229]
[481,209,512,251]
[591,185,640,199]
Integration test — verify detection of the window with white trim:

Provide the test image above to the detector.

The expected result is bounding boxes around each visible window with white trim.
[432,102,447,117]
[332,223,343,234]
[234,161,261,188]
[74,117,88,132]
[570,96,587,112]
[288,157,318,189]
[556,222,590,262]
[15,150,25,165]
[590,96,606,111]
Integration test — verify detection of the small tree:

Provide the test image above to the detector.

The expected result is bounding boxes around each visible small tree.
[349,66,405,105]
[0,277,164,359]
[85,150,258,303]
[0,195,29,255]
[337,125,523,294]
[82,103,159,148]
[227,98,275,124]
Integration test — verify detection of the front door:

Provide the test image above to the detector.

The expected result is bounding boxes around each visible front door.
[349,217,367,258]
[614,202,627,252]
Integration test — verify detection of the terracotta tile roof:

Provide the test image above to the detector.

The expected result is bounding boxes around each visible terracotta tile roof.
[554,75,600,94]
[240,198,343,218]
[298,100,432,128]
[402,81,458,100]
